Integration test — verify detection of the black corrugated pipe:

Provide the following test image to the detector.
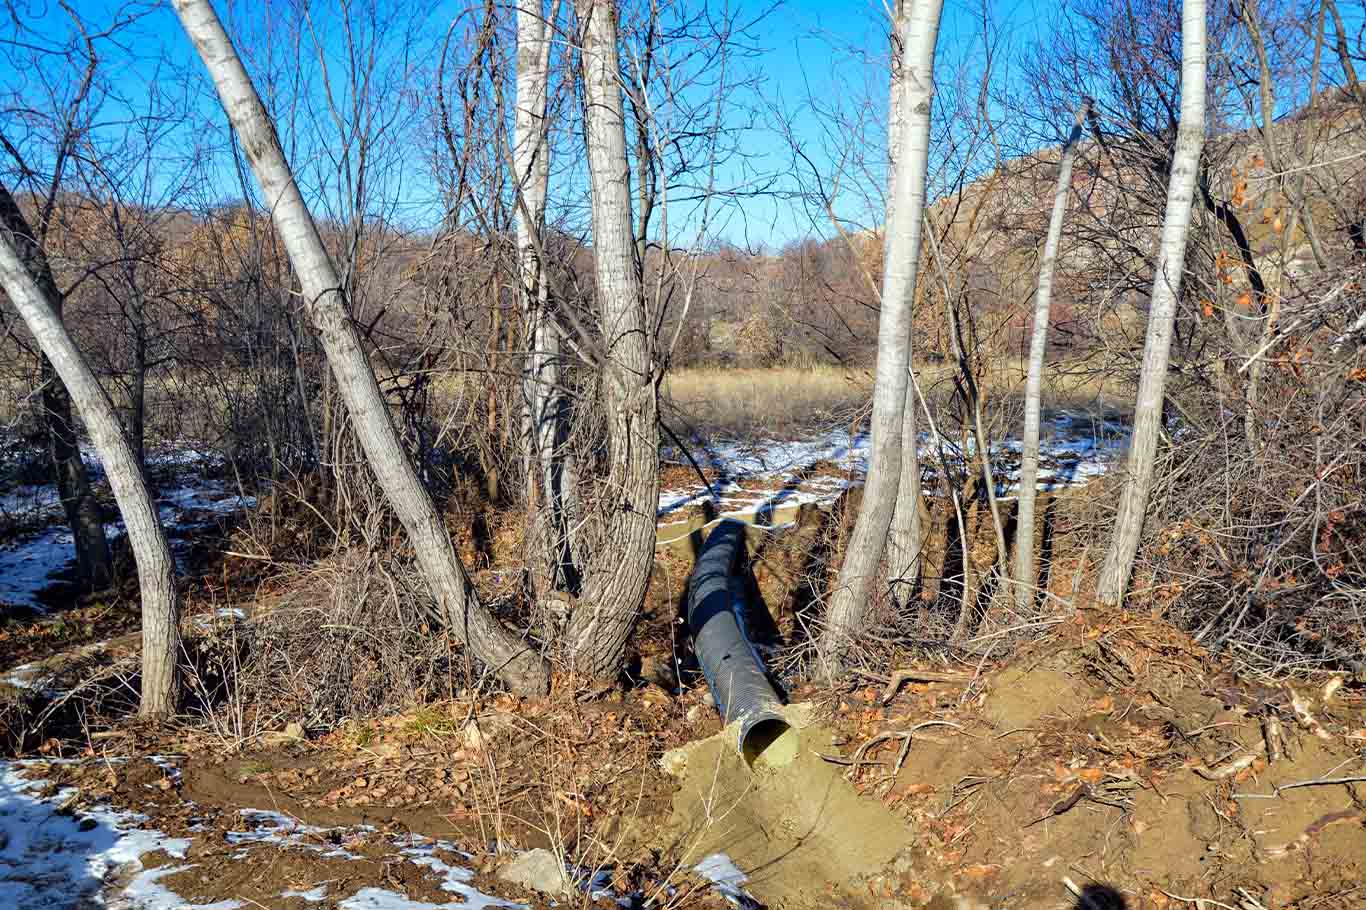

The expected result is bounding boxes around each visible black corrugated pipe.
[686,519,798,768]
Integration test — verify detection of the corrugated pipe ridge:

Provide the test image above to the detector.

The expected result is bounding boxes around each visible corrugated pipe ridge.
[685,519,798,768]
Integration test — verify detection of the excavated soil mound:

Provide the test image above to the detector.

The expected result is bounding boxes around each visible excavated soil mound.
[651,704,916,909]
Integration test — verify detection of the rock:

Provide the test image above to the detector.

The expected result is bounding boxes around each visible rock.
[259,721,306,746]
[498,848,571,897]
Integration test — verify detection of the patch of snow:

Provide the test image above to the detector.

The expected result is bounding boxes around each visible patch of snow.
[0,527,72,610]
[693,853,754,906]
[0,762,191,910]
[0,446,255,611]
[191,608,247,631]
[1,758,528,910]
[0,484,61,522]
[0,662,47,692]
[226,809,361,859]
[147,756,183,787]
[115,864,242,909]
[339,879,519,910]
[400,837,521,908]
[659,410,1131,521]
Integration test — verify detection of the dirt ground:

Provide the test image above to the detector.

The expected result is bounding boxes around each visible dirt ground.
[3,486,1365,909]
[7,603,1364,910]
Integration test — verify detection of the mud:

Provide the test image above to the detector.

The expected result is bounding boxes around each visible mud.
[855,629,1366,910]
[651,703,915,909]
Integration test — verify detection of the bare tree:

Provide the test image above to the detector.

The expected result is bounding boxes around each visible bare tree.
[1012,100,1088,612]
[1097,0,1207,606]
[560,0,661,677]
[172,0,549,694]
[822,0,945,668]
[0,192,180,717]
[514,0,579,597]
[886,0,927,607]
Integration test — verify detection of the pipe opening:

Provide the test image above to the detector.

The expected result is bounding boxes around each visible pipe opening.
[741,717,798,769]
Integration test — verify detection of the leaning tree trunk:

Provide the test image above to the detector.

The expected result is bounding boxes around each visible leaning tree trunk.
[172,0,548,695]
[0,186,112,591]
[1012,101,1088,613]
[515,0,579,596]
[1097,0,1206,606]
[561,0,660,679]
[886,0,927,607]
[822,0,944,671]
[0,217,179,717]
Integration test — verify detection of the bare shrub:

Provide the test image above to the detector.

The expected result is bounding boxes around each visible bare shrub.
[189,548,465,741]
[1133,292,1366,676]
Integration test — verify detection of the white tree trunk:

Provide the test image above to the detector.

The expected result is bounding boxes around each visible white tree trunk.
[886,0,927,606]
[0,223,180,718]
[173,0,548,694]
[515,0,578,594]
[1012,101,1088,613]
[1097,0,1206,606]
[822,0,944,668]
[563,0,660,678]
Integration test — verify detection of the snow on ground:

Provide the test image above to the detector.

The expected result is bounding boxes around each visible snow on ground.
[0,758,752,910]
[658,410,1131,522]
[0,760,522,910]
[0,442,255,611]
[2,415,1130,608]
[658,429,869,519]
[0,762,192,910]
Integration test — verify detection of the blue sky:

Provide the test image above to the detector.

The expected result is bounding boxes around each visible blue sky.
[720,0,1052,244]
[7,0,1057,246]
[5,0,1341,249]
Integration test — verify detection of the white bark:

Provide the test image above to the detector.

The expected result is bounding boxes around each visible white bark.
[1097,0,1206,606]
[172,0,548,694]
[563,0,660,677]
[515,0,578,593]
[0,225,180,718]
[1012,101,1088,613]
[886,0,927,605]
[823,0,944,667]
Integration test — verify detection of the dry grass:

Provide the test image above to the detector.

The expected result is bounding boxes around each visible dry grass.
[664,358,1133,439]
[663,365,873,437]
